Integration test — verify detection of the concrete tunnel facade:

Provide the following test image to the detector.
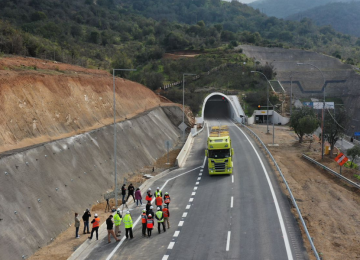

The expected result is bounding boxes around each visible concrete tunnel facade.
[201,92,244,123]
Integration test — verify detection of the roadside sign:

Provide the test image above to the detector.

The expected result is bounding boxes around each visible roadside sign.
[354,132,360,136]
[178,122,187,132]
[334,153,348,166]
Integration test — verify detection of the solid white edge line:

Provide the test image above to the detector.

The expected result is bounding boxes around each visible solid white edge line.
[230,196,233,208]
[162,255,169,260]
[226,231,231,251]
[233,123,294,260]
[168,242,175,249]
[106,165,202,260]
[231,175,234,183]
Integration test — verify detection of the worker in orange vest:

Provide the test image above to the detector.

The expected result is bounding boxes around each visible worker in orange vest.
[146,214,154,238]
[163,192,171,208]
[88,213,100,240]
[145,188,153,204]
[155,195,163,211]
[141,209,147,237]
[162,204,170,229]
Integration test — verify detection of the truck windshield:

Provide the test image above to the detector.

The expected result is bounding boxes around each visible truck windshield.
[208,149,230,159]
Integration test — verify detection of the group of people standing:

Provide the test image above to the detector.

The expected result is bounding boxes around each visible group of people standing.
[74,187,171,242]
[121,183,143,206]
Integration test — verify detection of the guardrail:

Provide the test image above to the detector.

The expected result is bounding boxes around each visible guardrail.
[176,133,194,168]
[240,123,321,260]
[302,154,360,189]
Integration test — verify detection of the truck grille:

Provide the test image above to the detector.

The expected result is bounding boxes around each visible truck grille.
[214,162,226,171]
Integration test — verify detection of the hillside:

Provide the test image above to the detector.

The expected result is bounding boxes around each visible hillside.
[286,2,360,37]
[2,0,360,89]
[0,56,163,154]
[249,0,359,18]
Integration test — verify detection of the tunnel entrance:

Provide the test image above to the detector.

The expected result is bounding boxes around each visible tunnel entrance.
[203,95,231,120]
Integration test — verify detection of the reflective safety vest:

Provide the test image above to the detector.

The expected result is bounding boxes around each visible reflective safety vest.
[93,217,100,228]
[162,208,169,218]
[155,211,164,222]
[164,195,170,204]
[156,196,163,206]
[146,194,152,201]
[155,190,162,197]
[141,213,147,224]
[123,214,133,228]
[114,213,122,226]
[147,218,154,229]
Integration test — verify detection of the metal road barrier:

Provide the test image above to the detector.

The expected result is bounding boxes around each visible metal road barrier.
[240,123,321,260]
[302,154,360,189]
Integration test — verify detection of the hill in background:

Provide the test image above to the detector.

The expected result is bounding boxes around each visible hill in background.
[249,0,359,18]
[286,2,360,37]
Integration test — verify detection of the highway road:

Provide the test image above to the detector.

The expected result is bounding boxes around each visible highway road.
[77,98,308,260]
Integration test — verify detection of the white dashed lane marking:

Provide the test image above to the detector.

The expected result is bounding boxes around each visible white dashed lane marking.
[231,196,233,208]
[186,205,191,209]
[178,221,184,227]
[226,231,231,251]
[196,182,199,185]
[173,231,180,237]
[191,192,196,196]
[162,255,169,260]
[182,212,188,218]
[189,198,194,202]
[168,242,175,249]
[232,175,234,183]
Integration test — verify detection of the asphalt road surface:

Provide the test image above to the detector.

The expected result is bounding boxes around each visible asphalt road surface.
[79,98,308,260]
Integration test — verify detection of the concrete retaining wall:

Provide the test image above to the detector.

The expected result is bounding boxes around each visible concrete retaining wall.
[176,133,194,167]
[0,107,181,260]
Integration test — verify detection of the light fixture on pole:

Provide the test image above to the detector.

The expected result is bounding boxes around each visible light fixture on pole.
[113,68,136,208]
[251,71,271,134]
[182,73,197,139]
[297,63,326,159]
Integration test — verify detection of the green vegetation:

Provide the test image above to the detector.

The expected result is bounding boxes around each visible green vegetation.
[353,174,360,180]
[289,107,319,143]
[346,145,360,167]
[287,2,360,37]
[323,108,348,157]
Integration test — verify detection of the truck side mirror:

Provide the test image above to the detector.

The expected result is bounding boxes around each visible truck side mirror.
[205,150,208,157]
[231,148,234,156]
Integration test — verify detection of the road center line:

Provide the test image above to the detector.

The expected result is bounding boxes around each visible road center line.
[233,123,294,260]
[191,192,196,196]
[106,165,202,260]
[230,196,233,208]
[186,205,191,209]
[232,175,234,183]
[173,231,180,237]
[162,255,169,260]
[178,221,184,227]
[226,231,231,251]
[182,212,188,218]
[168,242,175,249]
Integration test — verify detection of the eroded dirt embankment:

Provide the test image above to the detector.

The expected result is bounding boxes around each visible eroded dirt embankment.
[0,56,162,154]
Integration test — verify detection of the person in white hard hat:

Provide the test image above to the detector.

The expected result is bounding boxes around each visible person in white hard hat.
[114,209,122,237]
[146,214,154,238]
[155,187,162,198]
[155,207,166,234]
[123,211,134,239]
[145,188,153,204]
[88,213,100,240]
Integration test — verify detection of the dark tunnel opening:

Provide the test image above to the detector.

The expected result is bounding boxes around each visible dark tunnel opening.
[204,95,231,120]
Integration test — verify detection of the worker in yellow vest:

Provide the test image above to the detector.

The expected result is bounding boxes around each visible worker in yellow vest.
[123,211,134,239]
[155,187,162,198]
[113,209,122,237]
[155,207,166,234]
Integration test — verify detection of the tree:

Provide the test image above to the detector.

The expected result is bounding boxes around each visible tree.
[289,107,319,143]
[323,108,348,157]
[346,145,360,167]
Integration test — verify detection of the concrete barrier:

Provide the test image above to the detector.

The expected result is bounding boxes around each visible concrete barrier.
[176,133,194,167]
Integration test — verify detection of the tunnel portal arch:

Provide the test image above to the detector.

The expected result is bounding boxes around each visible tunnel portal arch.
[201,92,241,122]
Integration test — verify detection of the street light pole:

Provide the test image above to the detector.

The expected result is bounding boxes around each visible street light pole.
[182,73,196,139]
[297,63,326,159]
[251,71,270,134]
[290,74,293,117]
[112,68,136,208]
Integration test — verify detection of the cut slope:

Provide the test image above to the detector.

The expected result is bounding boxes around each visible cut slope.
[0,56,162,154]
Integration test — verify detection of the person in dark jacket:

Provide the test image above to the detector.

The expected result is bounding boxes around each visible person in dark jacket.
[135,188,142,206]
[121,184,126,204]
[82,209,91,234]
[106,215,120,243]
[148,206,154,218]
[127,183,135,203]
[146,201,151,215]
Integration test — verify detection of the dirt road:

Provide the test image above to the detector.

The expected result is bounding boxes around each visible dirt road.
[247,124,360,260]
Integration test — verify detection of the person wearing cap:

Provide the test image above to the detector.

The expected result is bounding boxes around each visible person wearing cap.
[88,213,100,240]
[106,215,120,243]
[82,209,91,234]
[146,214,154,238]
[123,211,134,239]
[121,184,126,204]
[113,209,122,237]
[162,204,170,229]
[155,207,166,234]
[164,192,171,208]
[155,194,163,211]
[155,187,162,198]
[146,200,151,215]
[141,209,147,237]
[145,188,153,204]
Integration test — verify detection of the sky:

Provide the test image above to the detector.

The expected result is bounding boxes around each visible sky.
[223,0,257,3]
